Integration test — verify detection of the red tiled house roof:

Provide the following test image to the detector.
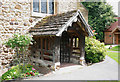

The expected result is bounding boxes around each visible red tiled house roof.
[105,17,120,32]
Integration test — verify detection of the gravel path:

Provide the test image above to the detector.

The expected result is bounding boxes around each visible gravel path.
[26,55,118,80]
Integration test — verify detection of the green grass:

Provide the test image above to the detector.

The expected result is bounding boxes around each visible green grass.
[111,45,120,51]
[106,52,119,64]
[107,45,120,51]
[105,45,120,64]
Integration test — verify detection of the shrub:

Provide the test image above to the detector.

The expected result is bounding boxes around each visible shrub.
[4,33,33,51]
[85,37,106,63]
[2,34,34,81]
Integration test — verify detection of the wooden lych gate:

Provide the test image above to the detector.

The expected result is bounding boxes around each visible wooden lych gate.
[29,10,93,68]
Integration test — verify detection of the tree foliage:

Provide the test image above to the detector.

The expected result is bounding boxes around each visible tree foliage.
[82,1,117,41]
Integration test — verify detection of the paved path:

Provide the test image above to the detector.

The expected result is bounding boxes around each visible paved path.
[26,55,118,80]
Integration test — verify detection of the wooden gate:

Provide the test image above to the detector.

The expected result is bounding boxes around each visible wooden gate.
[60,31,71,63]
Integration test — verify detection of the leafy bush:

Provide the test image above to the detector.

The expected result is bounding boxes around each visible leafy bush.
[4,33,33,51]
[85,37,106,63]
[4,33,33,77]
[1,64,40,81]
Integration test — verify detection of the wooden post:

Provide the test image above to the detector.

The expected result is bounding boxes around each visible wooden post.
[79,34,86,66]
[113,34,115,44]
[52,37,60,71]
[54,37,60,63]
[38,37,41,59]
[45,38,47,50]
[75,37,77,47]
[69,36,73,63]
[41,38,44,60]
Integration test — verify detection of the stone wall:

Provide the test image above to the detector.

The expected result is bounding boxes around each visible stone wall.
[0,0,40,70]
[57,0,88,22]
[57,0,78,13]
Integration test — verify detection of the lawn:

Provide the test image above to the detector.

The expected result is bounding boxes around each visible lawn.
[107,45,120,51]
[106,52,119,64]
[106,45,120,64]
[111,45,120,51]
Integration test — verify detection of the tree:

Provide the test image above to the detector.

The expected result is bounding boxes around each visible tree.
[82,1,117,41]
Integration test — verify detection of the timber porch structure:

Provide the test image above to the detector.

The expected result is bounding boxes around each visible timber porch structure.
[29,10,93,70]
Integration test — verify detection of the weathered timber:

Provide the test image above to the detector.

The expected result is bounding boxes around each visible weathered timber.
[31,57,54,67]
[43,55,53,61]
[60,31,71,63]
[29,10,93,67]
[79,33,85,65]
[53,37,60,63]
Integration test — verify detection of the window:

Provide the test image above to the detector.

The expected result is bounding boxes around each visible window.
[49,0,54,14]
[33,0,39,12]
[41,0,47,13]
[32,0,55,14]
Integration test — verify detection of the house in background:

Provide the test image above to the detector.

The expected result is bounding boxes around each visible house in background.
[104,17,120,44]
[0,0,93,71]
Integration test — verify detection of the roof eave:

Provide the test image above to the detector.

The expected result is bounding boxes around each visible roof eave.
[56,11,79,36]
[111,26,120,33]
[77,10,94,36]
[56,10,94,37]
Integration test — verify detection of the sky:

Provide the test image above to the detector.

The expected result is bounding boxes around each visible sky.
[106,0,119,16]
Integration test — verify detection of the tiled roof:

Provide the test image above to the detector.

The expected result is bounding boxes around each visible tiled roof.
[111,26,120,33]
[29,10,77,35]
[105,17,120,32]
[29,10,93,36]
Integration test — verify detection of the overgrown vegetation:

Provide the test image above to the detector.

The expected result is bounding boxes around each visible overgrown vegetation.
[85,37,106,63]
[4,33,33,64]
[2,33,34,81]
[82,1,117,41]
[1,64,40,81]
